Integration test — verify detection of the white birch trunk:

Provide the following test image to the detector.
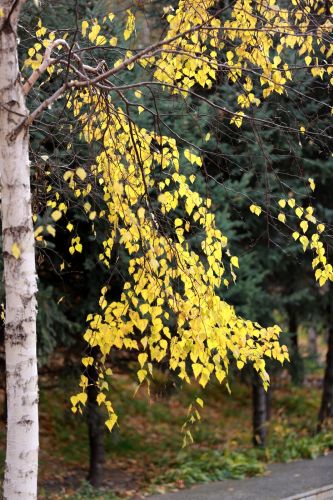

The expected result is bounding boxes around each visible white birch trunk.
[0,1,39,498]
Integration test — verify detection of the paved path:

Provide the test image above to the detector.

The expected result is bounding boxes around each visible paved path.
[149,453,333,500]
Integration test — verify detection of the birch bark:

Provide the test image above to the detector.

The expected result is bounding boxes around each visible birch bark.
[0,1,39,498]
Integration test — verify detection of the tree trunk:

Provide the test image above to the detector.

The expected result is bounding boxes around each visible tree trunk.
[0,2,39,498]
[87,351,105,488]
[318,326,333,432]
[252,372,268,447]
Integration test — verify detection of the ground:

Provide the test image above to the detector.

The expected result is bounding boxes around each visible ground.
[1,349,332,500]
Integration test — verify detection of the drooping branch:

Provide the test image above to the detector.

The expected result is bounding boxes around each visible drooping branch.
[22,39,68,95]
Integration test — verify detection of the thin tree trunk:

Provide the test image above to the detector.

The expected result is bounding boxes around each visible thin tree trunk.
[318,326,333,432]
[252,371,268,447]
[0,2,39,498]
[87,350,105,488]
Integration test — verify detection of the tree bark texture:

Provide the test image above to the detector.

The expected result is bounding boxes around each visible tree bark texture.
[0,1,39,498]
[252,371,268,447]
[318,325,333,431]
[87,351,105,488]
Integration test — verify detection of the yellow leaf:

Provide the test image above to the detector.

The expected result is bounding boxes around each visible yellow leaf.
[77,392,87,405]
[96,393,106,406]
[137,369,147,383]
[88,24,101,43]
[46,225,56,237]
[138,106,144,114]
[192,363,203,378]
[11,243,21,259]
[70,396,78,406]
[237,360,244,369]
[230,256,239,268]
[278,213,286,223]
[136,318,148,332]
[292,232,300,240]
[82,357,93,367]
[288,198,296,208]
[299,235,309,251]
[105,414,118,432]
[51,210,62,222]
[138,353,148,367]
[34,226,43,237]
[230,111,244,128]
[300,220,308,233]
[81,20,89,37]
[317,223,325,234]
[278,199,286,208]
[96,35,106,46]
[196,397,204,408]
[295,207,303,218]
[319,276,327,287]
[308,178,315,191]
[76,167,87,180]
[250,204,262,216]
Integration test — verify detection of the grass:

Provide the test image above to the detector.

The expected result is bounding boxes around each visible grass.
[1,365,333,499]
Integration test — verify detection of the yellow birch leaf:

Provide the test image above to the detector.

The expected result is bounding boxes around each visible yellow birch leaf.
[308,178,315,191]
[300,220,308,233]
[77,392,87,405]
[295,207,303,218]
[82,357,93,367]
[105,414,118,432]
[192,363,203,378]
[319,276,327,287]
[76,167,87,180]
[138,353,148,367]
[46,225,56,237]
[51,210,62,222]
[81,20,89,37]
[96,393,106,406]
[230,256,239,268]
[137,369,147,383]
[299,235,309,251]
[196,397,204,408]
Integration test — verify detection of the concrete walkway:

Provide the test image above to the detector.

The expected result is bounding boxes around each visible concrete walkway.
[149,453,333,500]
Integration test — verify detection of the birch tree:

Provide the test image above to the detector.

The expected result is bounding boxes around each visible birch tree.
[1,0,333,497]
[0,2,38,498]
